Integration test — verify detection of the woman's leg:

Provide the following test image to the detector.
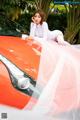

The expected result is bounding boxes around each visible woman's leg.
[50,30,70,45]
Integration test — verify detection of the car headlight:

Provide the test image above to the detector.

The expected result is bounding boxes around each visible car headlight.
[0,54,40,97]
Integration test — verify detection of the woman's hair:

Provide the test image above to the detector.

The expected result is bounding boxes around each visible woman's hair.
[33,9,46,24]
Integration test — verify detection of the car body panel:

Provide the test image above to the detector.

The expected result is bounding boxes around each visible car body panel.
[0,62,31,109]
[0,36,41,109]
[0,36,41,79]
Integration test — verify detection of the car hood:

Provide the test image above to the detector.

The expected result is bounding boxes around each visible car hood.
[0,36,41,80]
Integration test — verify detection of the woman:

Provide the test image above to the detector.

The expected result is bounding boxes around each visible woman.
[22,10,80,120]
[28,10,69,45]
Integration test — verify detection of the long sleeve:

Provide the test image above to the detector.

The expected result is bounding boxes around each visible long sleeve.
[30,22,36,37]
[42,22,49,40]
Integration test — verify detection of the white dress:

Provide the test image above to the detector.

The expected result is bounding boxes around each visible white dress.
[30,22,64,43]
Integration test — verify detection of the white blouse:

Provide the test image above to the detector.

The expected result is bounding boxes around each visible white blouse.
[30,22,49,42]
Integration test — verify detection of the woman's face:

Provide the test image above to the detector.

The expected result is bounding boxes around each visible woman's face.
[34,13,42,24]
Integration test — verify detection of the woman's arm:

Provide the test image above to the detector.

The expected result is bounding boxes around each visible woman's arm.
[33,22,49,42]
[30,22,36,37]
[42,22,49,40]
[29,22,49,44]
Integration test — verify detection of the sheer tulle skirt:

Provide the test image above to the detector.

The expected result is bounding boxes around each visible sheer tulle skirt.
[1,40,80,120]
[23,40,80,119]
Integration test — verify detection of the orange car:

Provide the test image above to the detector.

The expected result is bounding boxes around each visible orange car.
[0,35,41,109]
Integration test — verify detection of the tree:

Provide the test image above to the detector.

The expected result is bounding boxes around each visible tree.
[34,0,52,17]
[0,0,22,20]
[64,1,80,43]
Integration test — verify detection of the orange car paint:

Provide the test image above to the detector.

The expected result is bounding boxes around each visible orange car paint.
[0,36,41,109]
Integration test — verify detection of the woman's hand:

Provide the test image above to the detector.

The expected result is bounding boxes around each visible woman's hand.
[32,16,36,23]
[25,36,34,46]
[26,36,34,40]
